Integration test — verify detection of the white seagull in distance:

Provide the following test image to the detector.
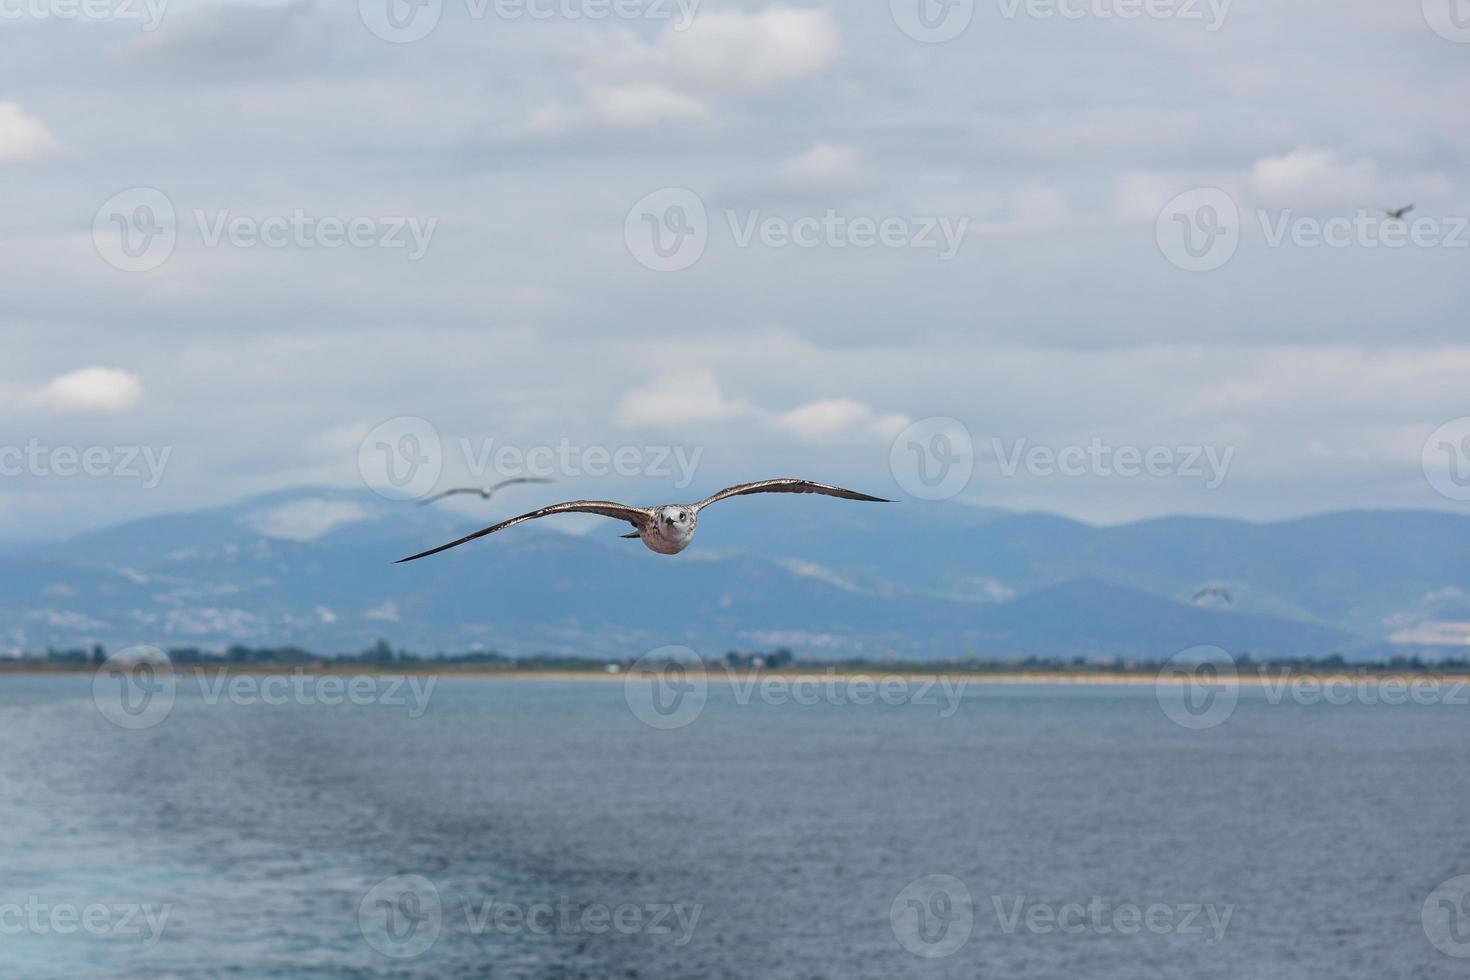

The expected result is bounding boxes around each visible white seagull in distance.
[416,478,553,507]
[396,479,891,562]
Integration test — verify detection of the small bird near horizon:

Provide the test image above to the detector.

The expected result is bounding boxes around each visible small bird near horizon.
[396,479,891,562]
[1386,204,1414,221]
[416,478,553,507]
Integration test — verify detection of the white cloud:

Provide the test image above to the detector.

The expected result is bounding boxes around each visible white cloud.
[619,372,906,443]
[242,499,374,541]
[364,601,401,622]
[536,7,839,131]
[616,369,756,427]
[664,7,840,92]
[1249,147,1378,207]
[778,142,866,190]
[0,101,60,164]
[586,83,709,128]
[531,84,709,133]
[776,398,908,441]
[32,367,143,414]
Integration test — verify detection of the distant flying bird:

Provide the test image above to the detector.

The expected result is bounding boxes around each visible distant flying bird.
[1385,204,1414,221]
[396,479,891,562]
[1191,587,1234,605]
[416,478,552,507]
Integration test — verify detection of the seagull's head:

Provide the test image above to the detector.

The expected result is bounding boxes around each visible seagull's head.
[655,505,695,536]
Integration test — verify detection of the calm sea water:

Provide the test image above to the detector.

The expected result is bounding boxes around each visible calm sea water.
[2,673,1468,979]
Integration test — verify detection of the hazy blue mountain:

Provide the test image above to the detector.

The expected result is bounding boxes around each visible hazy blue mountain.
[3,487,1467,660]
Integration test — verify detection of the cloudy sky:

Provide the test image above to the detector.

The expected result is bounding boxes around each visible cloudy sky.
[2,0,1468,539]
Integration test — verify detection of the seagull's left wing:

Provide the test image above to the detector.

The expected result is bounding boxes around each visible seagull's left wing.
[694,479,892,513]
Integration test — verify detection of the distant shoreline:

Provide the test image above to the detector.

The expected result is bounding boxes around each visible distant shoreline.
[3,662,1466,686]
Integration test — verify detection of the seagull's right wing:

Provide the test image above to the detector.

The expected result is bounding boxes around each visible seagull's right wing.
[416,488,477,507]
[397,501,652,563]
[694,478,893,512]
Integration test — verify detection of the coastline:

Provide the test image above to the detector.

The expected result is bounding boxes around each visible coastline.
[3,662,1465,687]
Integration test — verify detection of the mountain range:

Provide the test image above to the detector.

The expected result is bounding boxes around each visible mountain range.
[3,487,1468,661]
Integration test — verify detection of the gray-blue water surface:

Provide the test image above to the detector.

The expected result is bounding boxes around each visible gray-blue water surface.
[2,673,1467,978]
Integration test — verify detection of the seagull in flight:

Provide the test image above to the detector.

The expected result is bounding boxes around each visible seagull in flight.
[1191,587,1234,605]
[396,479,891,562]
[416,478,553,507]
[1385,204,1414,221]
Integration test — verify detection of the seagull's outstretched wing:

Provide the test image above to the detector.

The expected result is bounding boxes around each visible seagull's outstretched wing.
[489,477,554,492]
[694,479,892,512]
[397,501,652,563]
[416,487,480,507]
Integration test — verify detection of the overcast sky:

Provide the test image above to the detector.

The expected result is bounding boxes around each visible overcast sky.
[2,0,1468,539]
